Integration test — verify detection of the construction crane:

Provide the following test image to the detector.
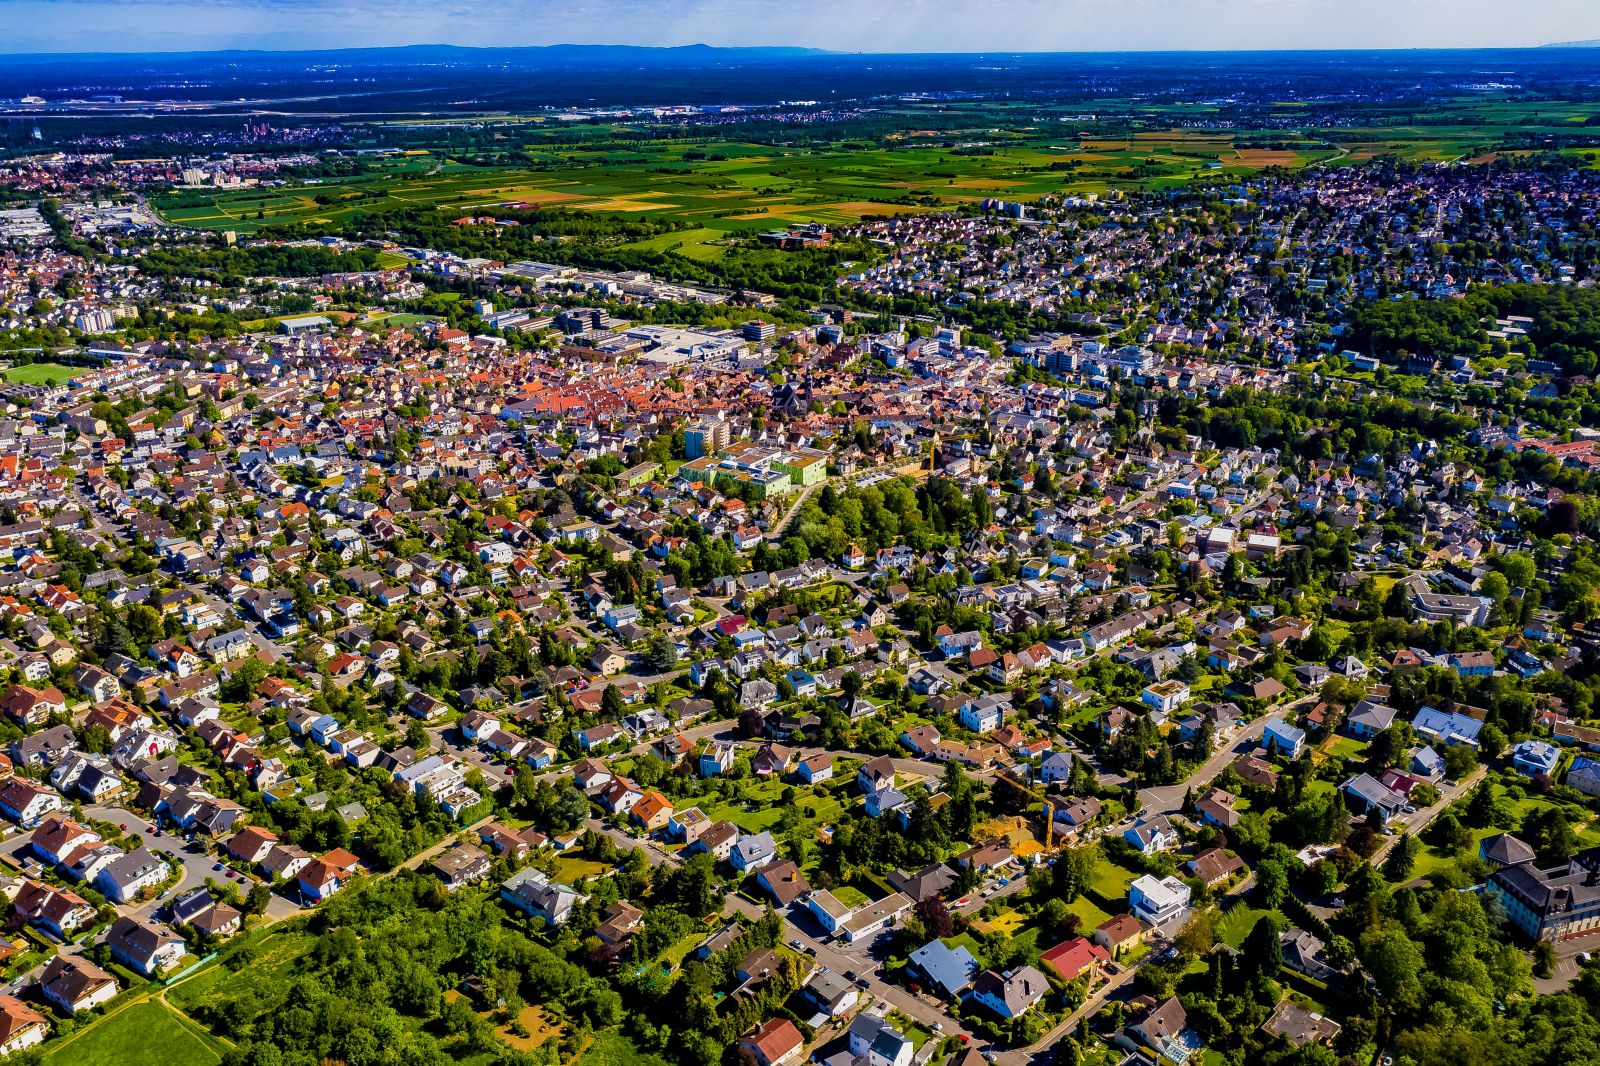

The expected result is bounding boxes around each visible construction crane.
[998,767,1060,855]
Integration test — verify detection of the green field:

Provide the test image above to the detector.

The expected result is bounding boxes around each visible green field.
[1216,903,1275,949]
[5,363,82,386]
[44,999,223,1066]
[147,93,1600,256]
[579,1031,673,1066]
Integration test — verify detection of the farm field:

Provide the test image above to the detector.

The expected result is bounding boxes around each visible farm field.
[43,999,224,1066]
[150,121,1480,249]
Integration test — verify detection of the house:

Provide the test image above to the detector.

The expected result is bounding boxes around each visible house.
[686,820,740,862]
[1488,849,1600,941]
[1280,927,1338,980]
[1094,913,1150,958]
[796,753,834,784]
[738,1018,804,1066]
[1128,874,1191,926]
[901,725,943,757]
[97,847,168,903]
[839,892,913,943]
[1040,936,1110,984]
[1123,814,1178,854]
[1141,680,1191,715]
[1343,699,1399,739]
[1511,739,1560,778]
[0,779,64,828]
[1233,753,1280,790]
[730,831,777,872]
[805,968,861,1018]
[847,1014,913,1066]
[14,881,94,938]
[0,995,47,1054]
[754,859,811,906]
[261,843,313,882]
[1411,705,1484,748]
[431,844,492,891]
[105,915,186,977]
[698,741,737,777]
[38,955,117,1015]
[1128,996,1190,1061]
[1410,746,1446,779]
[1261,716,1306,759]
[806,889,855,934]
[969,965,1049,1019]
[1194,788,1240,829]
[1262,1000,1342,1047]
[752,742,793,777]
[887,863,958,903]
[909,938,980,999]
[1449,650,1496,677]
[500,868,583,926]
[1040,750,1075,785]
[1186,847,1245,888]
[858,755,896,794]
[0,685,66,726]
[1341,772,1408,823]
[296,848,360,901]
[960,694,1009,734]
[630,791,674,832]
[1569,757,1600,797]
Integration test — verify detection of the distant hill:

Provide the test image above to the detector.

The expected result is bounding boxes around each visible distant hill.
[1542,39,1600,48]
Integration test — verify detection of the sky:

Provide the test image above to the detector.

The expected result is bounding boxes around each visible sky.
[2,0,1600,54]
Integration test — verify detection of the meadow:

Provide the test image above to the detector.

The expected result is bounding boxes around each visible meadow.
[42,999,224,1066]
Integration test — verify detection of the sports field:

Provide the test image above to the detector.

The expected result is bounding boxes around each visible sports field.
[5,363,82,386]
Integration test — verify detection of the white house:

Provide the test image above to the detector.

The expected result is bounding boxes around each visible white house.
[1128,874,1191,926]
[1141,680,1191,715]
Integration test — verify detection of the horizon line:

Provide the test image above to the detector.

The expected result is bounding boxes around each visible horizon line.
[0,40,1595,60]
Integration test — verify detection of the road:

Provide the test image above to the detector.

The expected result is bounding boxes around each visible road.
[1137,695,1312,816]
[1370,764,1487,867]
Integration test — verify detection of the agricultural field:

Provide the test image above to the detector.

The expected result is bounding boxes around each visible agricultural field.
[140,128,1365,246]
[43,999,224,1066]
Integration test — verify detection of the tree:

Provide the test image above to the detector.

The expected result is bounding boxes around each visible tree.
[1241,913,1285,980]
[601,684,626,720]
[244,882,271,918]
[1052,843,1100,904]
[1360,921,1425,1012]
[643,632,678,673]
[1384,832,1420,883]
[916,895,954,939]
[1256,858,1290,907]
[1175,909,1214,959]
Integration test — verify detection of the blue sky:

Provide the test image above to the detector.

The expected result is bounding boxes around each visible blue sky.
[2,0,1598,54]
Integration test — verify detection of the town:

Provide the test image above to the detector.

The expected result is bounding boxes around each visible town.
[0,39,1598,1066]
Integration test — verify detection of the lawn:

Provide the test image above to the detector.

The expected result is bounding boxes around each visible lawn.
[1216,903,1274,949]
[1065,894,1114,931]
[44,999,222,1066]
[832,884,871,909]
[1086,859,1140,906]
[554,856,612,884]
[971,906,1028,937]
[5,362,81,386]
[578,1030,673,1066]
